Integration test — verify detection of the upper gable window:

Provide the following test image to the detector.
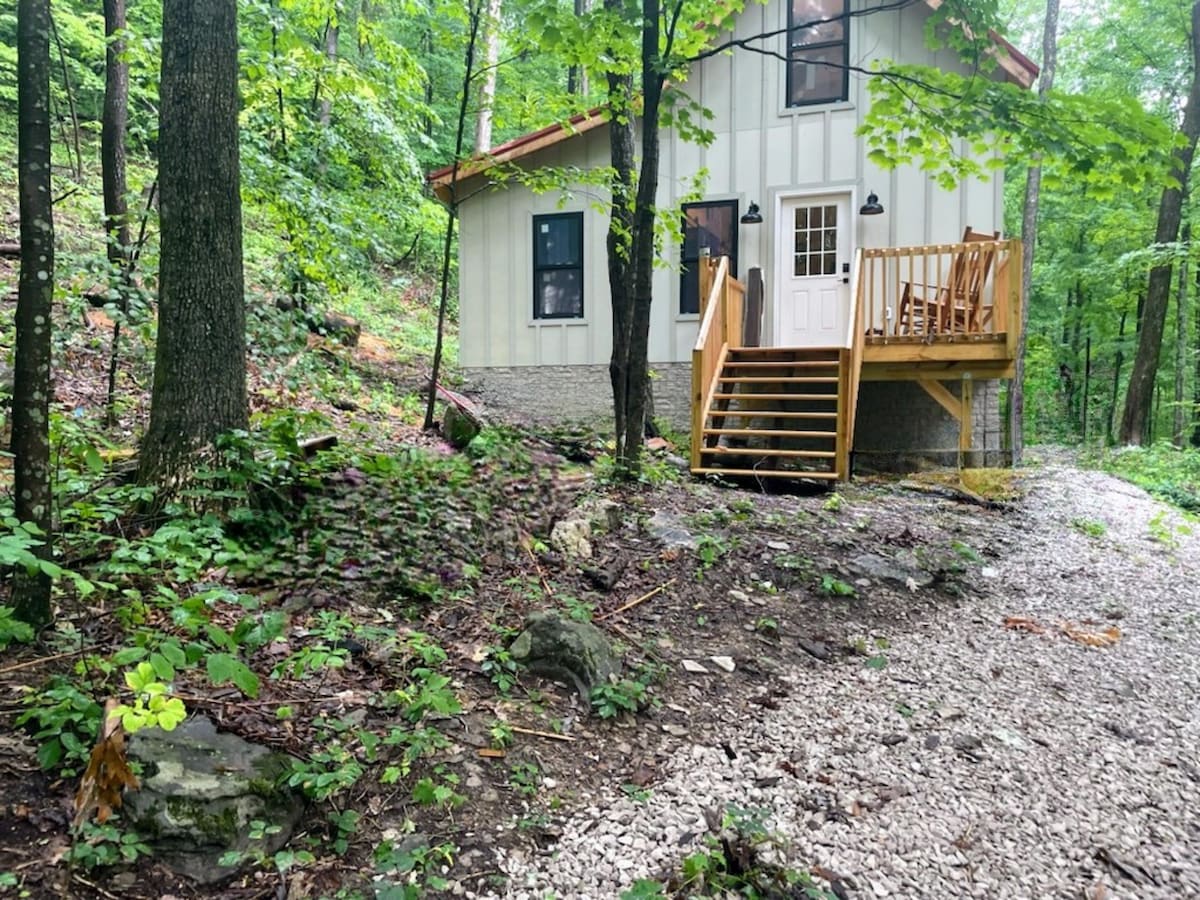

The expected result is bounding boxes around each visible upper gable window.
[788,0,849,107]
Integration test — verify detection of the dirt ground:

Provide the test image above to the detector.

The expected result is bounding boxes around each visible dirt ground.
[0,450,1014,899]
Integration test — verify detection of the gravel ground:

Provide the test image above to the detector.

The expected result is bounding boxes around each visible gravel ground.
[480,460,1200,899]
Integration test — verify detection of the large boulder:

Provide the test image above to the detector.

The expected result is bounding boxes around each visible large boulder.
[444,403,481,449]
[124,716,305,884]
[509,612,621,701]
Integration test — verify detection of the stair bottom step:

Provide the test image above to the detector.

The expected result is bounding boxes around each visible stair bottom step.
[692,467,839,481]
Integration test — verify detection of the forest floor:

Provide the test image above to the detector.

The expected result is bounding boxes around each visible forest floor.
[1,296,1198,899]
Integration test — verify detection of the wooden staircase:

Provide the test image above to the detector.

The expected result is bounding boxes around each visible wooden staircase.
[693,347,847,481]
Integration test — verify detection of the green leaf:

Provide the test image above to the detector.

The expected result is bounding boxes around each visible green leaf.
[149,652,176,682]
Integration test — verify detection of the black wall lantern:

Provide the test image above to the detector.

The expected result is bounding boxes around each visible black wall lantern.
[859,191,884,216]
[740,202,763,225]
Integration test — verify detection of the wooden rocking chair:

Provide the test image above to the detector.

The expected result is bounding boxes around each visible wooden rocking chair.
[897,227,1001,336]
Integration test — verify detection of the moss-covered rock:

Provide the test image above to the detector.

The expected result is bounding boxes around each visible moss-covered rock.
[124,716,305,884]
[509,612,621,702]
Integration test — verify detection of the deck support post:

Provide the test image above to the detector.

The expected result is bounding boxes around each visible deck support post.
[959,374,974,468]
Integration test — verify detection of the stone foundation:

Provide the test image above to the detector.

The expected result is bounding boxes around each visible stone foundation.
[460,363,693,431]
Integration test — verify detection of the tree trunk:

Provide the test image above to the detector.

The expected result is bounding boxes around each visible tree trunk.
[474,0,501,153]
[1012,0,1061,464]
[139,0,247,486]
[1193,263,1200,447]
[605,67,636,465]
[1108,308,1128,444]
[12,0,55,626]
[567,0,589,96]
[423,0,482,431]
[1119,0,1200,444]
[318,12,338,129]
[603,0,673,475]
[102,0,131,426]
[1174,222,1190,447]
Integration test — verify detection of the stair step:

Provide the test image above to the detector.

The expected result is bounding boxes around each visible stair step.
[712,392,840,402]
[717,375,838,384]
[702,428,837,439]
[722,360,839,369]
[692,467,840,480]
[708,410,838,419]
[700,447,837,459]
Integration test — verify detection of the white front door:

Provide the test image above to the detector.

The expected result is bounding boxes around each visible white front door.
[775,194,851,347]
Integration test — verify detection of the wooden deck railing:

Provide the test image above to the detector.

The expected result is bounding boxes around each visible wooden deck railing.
[858,238,1021,343]
[690,256,745,470]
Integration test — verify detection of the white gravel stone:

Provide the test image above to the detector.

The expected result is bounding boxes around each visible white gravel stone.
[475,460,1200,899]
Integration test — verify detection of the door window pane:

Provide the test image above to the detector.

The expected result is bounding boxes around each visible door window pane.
[792,202,839,278]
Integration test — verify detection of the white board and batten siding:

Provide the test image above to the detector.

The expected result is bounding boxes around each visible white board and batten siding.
[455,0,1007,371]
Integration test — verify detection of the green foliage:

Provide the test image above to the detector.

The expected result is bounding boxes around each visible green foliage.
[591,661,664,719]
[1097,444,1200,513]
[632,806,840,899]
[0,605,35,650]
[1071,517,1107,538]
[17,677,104,775]
[818,574,856,597]
[68,821,152,870]
[862,64,1175,196]
[481,646,520,693]
[110,662,187,733]
[508,761,541,797]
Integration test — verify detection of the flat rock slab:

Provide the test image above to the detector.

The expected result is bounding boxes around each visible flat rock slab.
[647,510,697,551]
[125,716,304,884]
[848,551,934,589]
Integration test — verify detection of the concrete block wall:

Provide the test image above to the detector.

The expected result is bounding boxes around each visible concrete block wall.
[460,363,693,430]
[853,379,1009,471]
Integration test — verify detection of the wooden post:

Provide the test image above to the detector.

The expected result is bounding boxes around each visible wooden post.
[690,348,703,471]
[959,374,974,468]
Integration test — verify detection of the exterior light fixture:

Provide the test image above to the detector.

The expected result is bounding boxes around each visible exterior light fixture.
[859,191,884,216]
[740,202,763,225]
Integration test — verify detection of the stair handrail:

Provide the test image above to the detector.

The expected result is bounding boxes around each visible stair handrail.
[842,249,867,478]
[691,256,732,470]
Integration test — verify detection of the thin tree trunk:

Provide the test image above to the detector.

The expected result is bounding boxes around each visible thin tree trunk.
[139,0,247,486]
[1174,222,1190,446]
[1083,335,1091,442]
[567,0,589,95]
[271,0,288,158]
[102,0,131,428]
[1108,309,1128,444]
[12,0,55,626]
[424,0,483,430]
[474,0,501,153]
[48,12,82,180]
[1012,0,1061,464]
[1193,262,1200,447]
[317,13,338,129]
[1120,0,1200,444]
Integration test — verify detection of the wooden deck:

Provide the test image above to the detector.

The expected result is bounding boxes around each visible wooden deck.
[690,239,1023,481]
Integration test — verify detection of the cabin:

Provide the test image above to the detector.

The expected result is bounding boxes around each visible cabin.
[428,0,1038,481]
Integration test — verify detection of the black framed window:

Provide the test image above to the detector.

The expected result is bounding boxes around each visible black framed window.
[787,0,849,107]
[532,212,584,319]
[680,200,738,315]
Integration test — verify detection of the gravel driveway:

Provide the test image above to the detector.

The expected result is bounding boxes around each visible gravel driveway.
[483,460,1200,899]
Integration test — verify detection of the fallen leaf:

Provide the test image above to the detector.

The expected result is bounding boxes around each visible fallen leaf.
[1062,623,1122,647]
[1003,615,1046,634]
[73,699,139,828]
